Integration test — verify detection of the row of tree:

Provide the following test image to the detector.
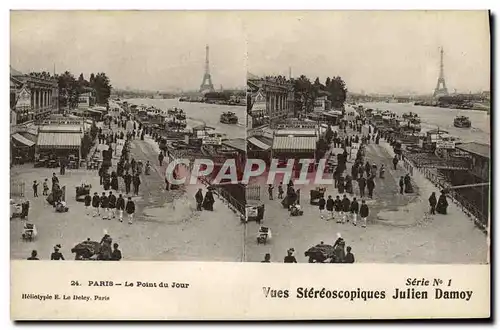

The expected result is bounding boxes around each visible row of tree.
[57,71,112,108]
[293,75,347,115]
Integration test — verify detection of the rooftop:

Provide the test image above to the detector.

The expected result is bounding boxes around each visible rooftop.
[456,142,490,159]
[222,138,246,153]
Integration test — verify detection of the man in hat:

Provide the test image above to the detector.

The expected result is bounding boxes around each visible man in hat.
[360,200,369,228]
[100,192,109,220]
[116,193,125,222]
[125,197,135,224]
[92,192,100,217]
[108,191,117,219]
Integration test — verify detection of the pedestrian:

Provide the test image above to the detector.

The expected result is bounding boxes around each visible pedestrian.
[428,192,437,215]
[42,179,49,196]
[436,191,449,215]
[92,192,100,217]
[108,191,117,219]
[399,176,405,195]
[111,243,122,261]
[32,180,39,197]
[111,172,119,191]
[123,171,132,194]
[195,188,204,211]
[278,182,284,199]
[84,192,92,215]
[283,249,297,263]
[133,174,141,195]
[165,177,170,191]
[360,200,369,228]
[125,197,135,224]
[98,166,104,185]
[50,245,65,260]
[318,195,326,220]
[116,193,125,222]
[379,164,385,179]
[358,175,366,197]
[261,253,271,263]
[334,195,342,223]
[344,246,355,263]
[367,177,375,199]
[326,195,334,220]
[100,192,109,220]
[393,155,399,170]
[350,197,359,226]
[158,151,164,167]
[51,173,59,189]
[342,194,351,223]
[27,250,39,260]
[268,184,274,200]
[365,161,371,178]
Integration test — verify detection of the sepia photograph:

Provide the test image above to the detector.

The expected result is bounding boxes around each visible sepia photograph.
[8,8,492,321]
[10,11,247,262]
[245,11,490,264]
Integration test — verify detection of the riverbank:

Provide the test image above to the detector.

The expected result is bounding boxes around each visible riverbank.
[244,129,488,263]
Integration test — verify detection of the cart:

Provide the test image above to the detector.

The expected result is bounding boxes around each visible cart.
[257,226,272,245]
[21,222,37,242]
[310,187,326,205]
[75,183,92,201]
[246,202,264,223]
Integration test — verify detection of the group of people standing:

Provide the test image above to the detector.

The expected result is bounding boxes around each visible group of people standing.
[318,195,370,228]
[85,191,136,224]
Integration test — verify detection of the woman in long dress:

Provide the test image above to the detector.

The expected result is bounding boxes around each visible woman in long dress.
[436,191,449,215]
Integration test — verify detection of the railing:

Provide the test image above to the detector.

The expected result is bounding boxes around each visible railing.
[10,181,25,198]
[214,186,246,217]
[415,163,488,232]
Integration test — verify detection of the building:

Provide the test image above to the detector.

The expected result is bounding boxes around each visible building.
[10,66,58,124]
[247,74,294,128]
[78,89,97,108]
[35,121,84,168]
[313,93,332,112]
[271,129,318,170]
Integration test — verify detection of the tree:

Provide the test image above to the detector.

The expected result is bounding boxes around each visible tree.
[57,71,79,109]
[326,76,348,110]
[292,75,316,115]
[91,72,112,105]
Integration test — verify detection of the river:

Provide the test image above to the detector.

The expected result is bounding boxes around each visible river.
[359,102,490,145]
[126,98,247,139]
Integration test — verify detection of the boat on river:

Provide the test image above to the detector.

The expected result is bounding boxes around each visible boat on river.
[454,115,471,128]
[220,111,238,124]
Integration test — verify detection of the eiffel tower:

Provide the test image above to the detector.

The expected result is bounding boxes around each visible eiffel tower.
[433,47,449,98]
[199,44,215,94]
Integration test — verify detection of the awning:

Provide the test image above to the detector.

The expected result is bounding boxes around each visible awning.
[12,133,35,147]
[272,136,317,153]
[248,137,271,150]
[37,132,81,149]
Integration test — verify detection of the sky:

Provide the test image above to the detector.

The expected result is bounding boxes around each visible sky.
[10,11,247,91]
[11,11,490,95]
[245,11,490,95]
